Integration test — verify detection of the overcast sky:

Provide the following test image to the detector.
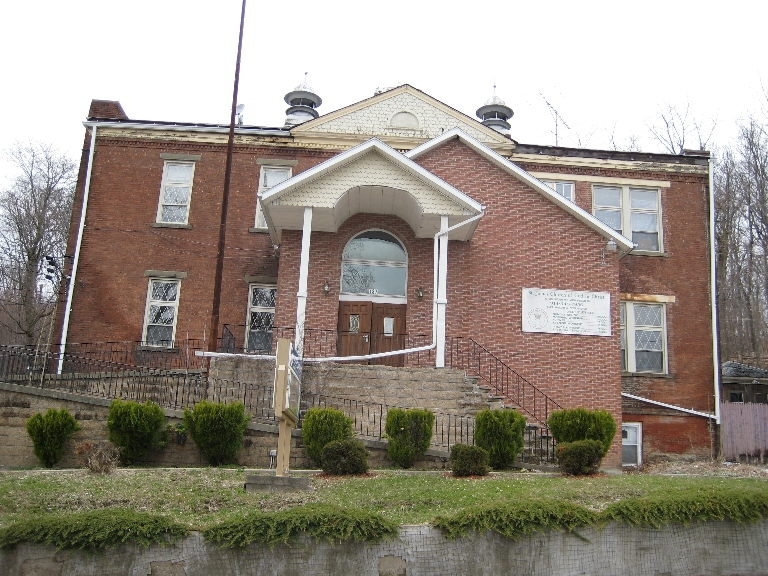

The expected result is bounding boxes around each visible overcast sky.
[1,1,765,187]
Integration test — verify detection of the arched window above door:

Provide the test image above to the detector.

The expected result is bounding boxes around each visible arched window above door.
[341,230,407,298]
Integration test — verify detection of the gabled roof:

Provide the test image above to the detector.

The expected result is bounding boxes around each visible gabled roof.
[260,137,484,243]
[290,85,515,153]
[407,128,636,252]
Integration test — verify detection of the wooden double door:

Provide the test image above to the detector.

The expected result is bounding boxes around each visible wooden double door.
[337,301,406,366]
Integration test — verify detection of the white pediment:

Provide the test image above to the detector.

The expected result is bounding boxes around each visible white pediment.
[291,85,513,150]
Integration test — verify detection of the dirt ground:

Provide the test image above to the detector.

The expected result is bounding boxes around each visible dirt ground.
[639,459,768,478]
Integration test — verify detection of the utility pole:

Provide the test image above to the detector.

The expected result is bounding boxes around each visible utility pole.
[209,0,247,352]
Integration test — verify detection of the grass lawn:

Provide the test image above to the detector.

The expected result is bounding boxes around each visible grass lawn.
[1,467,766,531]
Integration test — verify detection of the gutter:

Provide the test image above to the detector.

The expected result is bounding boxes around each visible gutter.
[708,155,722,424]
[58,126,97,374]
[621,392,717,420]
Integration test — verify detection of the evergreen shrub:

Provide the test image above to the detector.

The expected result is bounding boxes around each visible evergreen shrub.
[26,408,80,468]
[547,408,617,457]
[107,400,166,464]
[556,439,604,475]
[301,407,353,466]
[474,409,525,469]
[450,443,490,477]
[320,438,369,475]
[384,408,434,468]
[183,401,249,466]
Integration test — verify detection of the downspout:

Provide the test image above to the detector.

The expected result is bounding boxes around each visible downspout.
[57,125,97,374]
[301,211,485,363]
[709,155,722,424]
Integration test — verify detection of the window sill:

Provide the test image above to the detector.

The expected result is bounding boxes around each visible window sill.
[136,345,180,353]
[627,250,667,257]
[151,223,192,229]
[621,371,672,379]
[248,227,269,233]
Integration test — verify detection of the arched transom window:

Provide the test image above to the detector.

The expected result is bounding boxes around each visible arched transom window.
[341,230,407,298]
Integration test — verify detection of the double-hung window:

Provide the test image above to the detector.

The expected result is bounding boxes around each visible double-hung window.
[593,185,661,252]
[620,301,667,374]
[143,279,180,347]
[255,166,292,229]
[246,284,277,352]
[541,180,575,202]
[157,161,195,224]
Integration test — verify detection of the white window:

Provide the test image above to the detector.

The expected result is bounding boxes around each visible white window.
[246,284,276,352]
[341,230,407,298]
[157,161,195,224]
[542,180,574,202]
[622,423,642,466]
[255,166,292,229]
[593,185,661,252]
[621,301,667,374]
[143,279,180,347]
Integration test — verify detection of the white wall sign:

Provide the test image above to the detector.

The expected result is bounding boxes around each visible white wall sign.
[522,288,611,336]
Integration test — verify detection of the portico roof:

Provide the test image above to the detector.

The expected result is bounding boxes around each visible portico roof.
[260,138,484,243]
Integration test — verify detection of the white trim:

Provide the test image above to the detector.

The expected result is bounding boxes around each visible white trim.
[338,295,407,305]
[622,392,717,419]
[83,120,288,137]
[58,126,97,374]
[621,301,668,375]
[294,207,313,355]
[142,278,181,347]
[244,283,277,353]
[407,128,635,251]
[256,165,292,229]
[530,172,671,188]
[156,160,195,225]
[592,184,663,253]
[708,157,721,424]
[436,216,449,367]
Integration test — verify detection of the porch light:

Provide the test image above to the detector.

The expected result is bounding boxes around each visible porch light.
[606,239,618,252]
[323,280,331,295]
[415,286,424,300]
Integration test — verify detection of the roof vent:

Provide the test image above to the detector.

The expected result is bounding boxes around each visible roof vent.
[284,73,322,128]
[476,86,513,134]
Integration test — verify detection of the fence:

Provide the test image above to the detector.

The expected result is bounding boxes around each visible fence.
[720,402,768,461]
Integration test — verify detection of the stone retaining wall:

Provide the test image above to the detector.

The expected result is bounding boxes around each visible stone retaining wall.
[2,521,767,576]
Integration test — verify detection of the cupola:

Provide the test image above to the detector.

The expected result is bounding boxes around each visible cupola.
[284,73,322,127]
[476,86,513,134]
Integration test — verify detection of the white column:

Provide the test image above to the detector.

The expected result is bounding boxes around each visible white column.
[295,207,313,356]
[435,216,449,368]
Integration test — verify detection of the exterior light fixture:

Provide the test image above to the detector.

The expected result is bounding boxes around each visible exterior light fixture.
[415,286,424,300]
[323,280,331,295]
[606,239,618,253]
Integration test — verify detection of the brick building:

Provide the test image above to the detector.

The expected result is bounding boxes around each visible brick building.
[57,84,718,466]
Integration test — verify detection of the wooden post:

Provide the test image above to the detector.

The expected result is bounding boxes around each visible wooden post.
[273,338,298,477]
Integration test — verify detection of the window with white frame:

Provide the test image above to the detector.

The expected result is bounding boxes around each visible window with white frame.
[593,185,661,252]
[246,284,276,352]
[620,301,667,374]
[143,279,180,347]
[255,166,292,229]
[157,161,195,224]
[542,180,575,202]
[622,423,642,466]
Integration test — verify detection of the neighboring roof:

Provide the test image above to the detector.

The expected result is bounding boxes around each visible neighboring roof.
[722,360,768,379]
[407,128,636,252]
[259,137,484,243]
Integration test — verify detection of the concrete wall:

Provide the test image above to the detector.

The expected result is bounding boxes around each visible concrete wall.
[2,520,766,576]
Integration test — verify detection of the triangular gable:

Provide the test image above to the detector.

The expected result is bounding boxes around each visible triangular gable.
[291,85,515,153]
[407,128,636,252]
[261,138,484,243]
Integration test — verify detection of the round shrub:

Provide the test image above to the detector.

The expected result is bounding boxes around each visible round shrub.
[301,408,353,466]
[474,409,525,469]
[184,401,249,466]
[547,408,617,457]
[450,444,490,477]
[556,439,604,475]
[107,400,166,464]
[320,438,369,475]
[26,408,80,468]
[385,408,434,469]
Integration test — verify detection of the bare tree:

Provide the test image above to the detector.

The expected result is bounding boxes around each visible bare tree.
[650,104,716,154]
[0,143,75,346]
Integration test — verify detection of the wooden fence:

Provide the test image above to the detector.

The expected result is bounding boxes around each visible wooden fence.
[720,402,768,461]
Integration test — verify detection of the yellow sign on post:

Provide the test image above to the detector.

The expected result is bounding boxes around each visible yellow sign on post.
[273,338,300,477]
